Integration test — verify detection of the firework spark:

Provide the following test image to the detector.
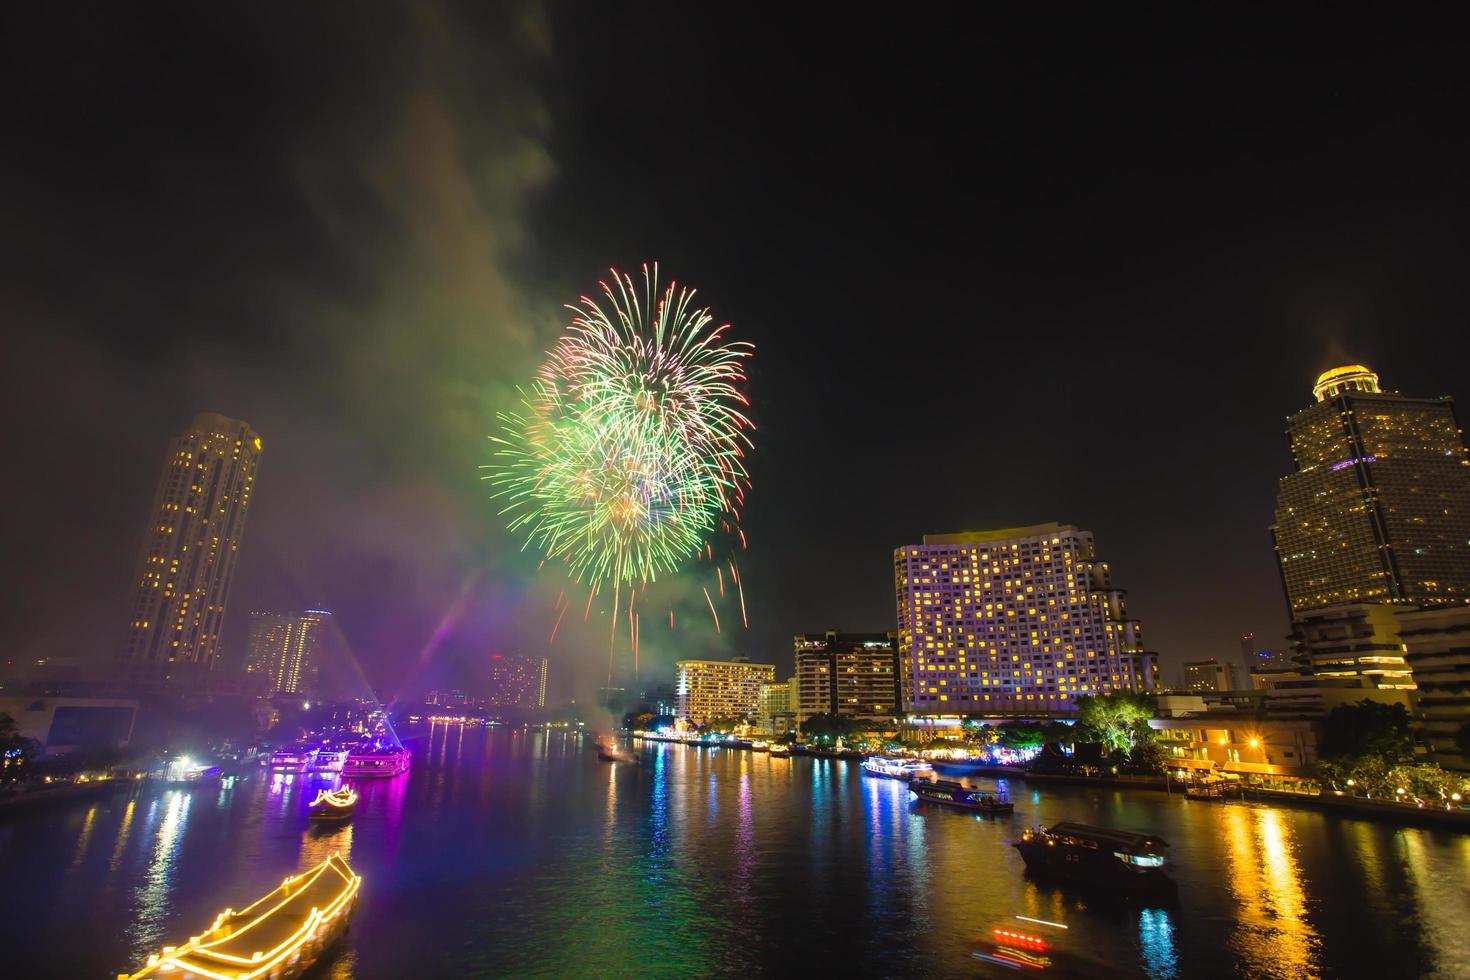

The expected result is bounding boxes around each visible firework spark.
[486,265,754,619]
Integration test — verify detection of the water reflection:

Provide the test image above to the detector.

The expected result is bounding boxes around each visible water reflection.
[1401,831,1470,977]
[129,790,193,954]
[1223,805,1320,977]
[1138,907,1177,978]
[71,806,97,867]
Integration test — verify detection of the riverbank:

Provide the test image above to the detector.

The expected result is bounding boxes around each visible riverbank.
[0,778,131,815]
[934,761,1470,831]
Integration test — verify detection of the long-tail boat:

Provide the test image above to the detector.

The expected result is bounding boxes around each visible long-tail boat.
[307,786,357,822]
[120,853,361,980]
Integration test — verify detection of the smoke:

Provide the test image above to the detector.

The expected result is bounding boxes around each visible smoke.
[0,3,565,692]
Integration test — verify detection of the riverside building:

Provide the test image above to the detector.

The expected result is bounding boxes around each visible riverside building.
[118,412,262,690]
[1272,365,1470,614]
[894,522,1158,714]
[794,631,901,727]
[675,657,775,725]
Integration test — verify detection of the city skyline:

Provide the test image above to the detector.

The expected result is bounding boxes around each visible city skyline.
[6,7,1470,697]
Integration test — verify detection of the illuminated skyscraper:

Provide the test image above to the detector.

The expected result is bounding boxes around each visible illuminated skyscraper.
[1272,365,1470,614]
[486,654,547,709]
[244,609,332,694]
[895,522,1158,714]
[119,412,261,688]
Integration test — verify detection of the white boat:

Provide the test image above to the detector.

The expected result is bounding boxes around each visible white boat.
[862,757,934,780]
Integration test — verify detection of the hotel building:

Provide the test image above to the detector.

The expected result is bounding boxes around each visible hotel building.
[794,631,901,727]
[894,522,1158,714]
[119,412,262,689]
[675,657,775,724]
[244,609,332,694]
[1272,365,1470,614]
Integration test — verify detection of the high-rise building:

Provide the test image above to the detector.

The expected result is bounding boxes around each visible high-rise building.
[1272,365,1470,615]
[794,631,901,727]
[119,413,262,688]
[894,522,1158,714]
[486,654,548,709]
[757,679,796,736]
[674,658,775,724]
[1397,604,1470,772]
[1182,659,1237,692]
[243,609,332,694]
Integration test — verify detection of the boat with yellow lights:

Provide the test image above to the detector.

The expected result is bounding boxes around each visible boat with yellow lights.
[120,852,361,980]
[308,786,357,822]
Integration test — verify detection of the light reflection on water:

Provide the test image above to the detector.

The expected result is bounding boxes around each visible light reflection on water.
[4,733,1470,978]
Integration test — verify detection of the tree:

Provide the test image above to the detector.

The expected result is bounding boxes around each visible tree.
[1075,692,1157,754]
[801,713,865,742]
[0,713,41,784]
[1319,700,1414,764]
[1455,721,1470,765]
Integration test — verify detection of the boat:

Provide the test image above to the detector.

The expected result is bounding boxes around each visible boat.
[596,738,638,763]
[267,746,319,773]
[120,853,361,980]
[862,757,934,780]
[769,743,791,757]
[308,786,357,823]
[1012,822,1172,889]
[751,740,770,752]
[910,778,1014,813]
[310,748,348,773]
[342,742,410,777]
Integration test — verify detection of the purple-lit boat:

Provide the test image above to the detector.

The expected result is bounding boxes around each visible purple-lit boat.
[342,742,410,777]
[267,746,319,773]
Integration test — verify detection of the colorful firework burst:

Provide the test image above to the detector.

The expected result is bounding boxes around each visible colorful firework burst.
[485,264,754,600]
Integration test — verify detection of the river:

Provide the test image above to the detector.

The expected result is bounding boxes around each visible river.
[3,724,1468,978]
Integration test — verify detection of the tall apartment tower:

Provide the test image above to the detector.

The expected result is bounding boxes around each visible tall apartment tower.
[794,631,901,727]
[119,413,262,688]
[244,609,332,694]
[486,654,548,709]
[894,522,1158,714]
[1272,365,1470,614]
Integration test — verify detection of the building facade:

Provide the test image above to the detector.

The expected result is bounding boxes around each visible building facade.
[119,413,262,688]
[243,609,332,694]
[1183,659,1238,693]
[674,658,775,724]
[1272,365,1470,615]
[894,522,1158,714]
[1150,716,1319,791]
[486,654,548,709]
[1397,604,1470,771]
[757,679,796,736]
[1293,603,1417,691]
[794,631,901,727]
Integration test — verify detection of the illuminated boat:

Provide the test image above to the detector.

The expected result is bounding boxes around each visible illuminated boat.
[120,853,361,980]
[310,749,347,773]
[308,786,357,822]
[267,747,318,773]
[862,757,934,780]
[910,778,1013,813]
[342,743,410,777]
[751,740,770,752]
[1012,822,1172,889]
[768,743,791,757]
[596,738,637,763]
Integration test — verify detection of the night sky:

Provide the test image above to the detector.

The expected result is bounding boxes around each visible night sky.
[5,5,1469,700]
